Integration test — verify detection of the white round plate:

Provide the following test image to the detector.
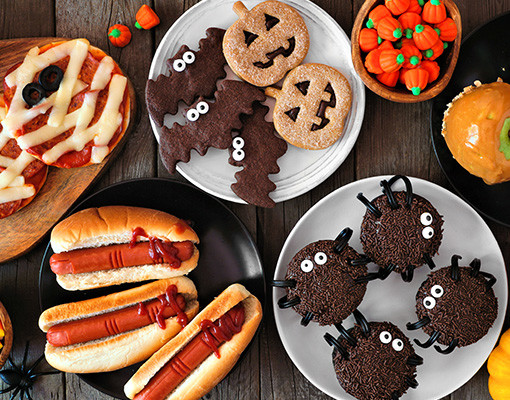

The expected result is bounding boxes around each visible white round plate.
[273,176,508,400]
[148,0,365,204]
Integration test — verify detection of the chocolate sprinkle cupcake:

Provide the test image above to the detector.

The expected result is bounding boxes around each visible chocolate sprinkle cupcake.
[275,230,371,326]
[358,176,443,281]
[410,256,498,352]
[330,321,420,400]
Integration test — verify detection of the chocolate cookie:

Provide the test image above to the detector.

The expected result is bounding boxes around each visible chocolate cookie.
[272,228,373,326]
[228,103,287,208]
[358,175,444,282]
[325,311,422,400]
[265,63,352,150]
[223,0,309,87]
[407,255,498,353]
[146,27,227,127]
[159,79,265,174]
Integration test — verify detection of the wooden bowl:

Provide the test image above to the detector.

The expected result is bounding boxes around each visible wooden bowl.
[352,0,462,102]
[0,301,13,369]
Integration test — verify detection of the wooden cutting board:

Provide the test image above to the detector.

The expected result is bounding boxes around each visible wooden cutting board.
[0,38,137,263]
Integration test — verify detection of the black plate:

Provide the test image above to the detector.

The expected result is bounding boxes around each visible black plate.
[431,11,510,227]
[39,178,265,399]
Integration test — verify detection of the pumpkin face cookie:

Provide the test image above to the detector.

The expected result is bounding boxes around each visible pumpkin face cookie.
[223,0,309,87]
[266,63,352,149]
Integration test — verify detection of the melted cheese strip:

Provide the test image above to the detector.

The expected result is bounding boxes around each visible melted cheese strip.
[0,186,35,203]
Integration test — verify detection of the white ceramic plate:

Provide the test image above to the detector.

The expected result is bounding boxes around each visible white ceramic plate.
[273,176,508,400]
[148,0,365,204]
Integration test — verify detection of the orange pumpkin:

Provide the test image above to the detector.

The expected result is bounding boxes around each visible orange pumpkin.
[108,24,131,48]
[435,17,458,41]
[418,60,440,82]
[365,48,384,74]
[406,0,424,13]
[422,0,447,24]
[401,44,422,68]
[385,0,410,15]
[376,70,400,87]
[413,24,439,50]
[423,38,445,60]
[135,4,160,29]
[379,49,405,72]
[378,40,395,51]
[366,5,392,29]
[359,28,382,52]
[404,68,429,95]
[377,16,403,41]
[398,12,422,38]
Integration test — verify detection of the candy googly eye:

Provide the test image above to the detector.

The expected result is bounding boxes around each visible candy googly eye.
[300,259,314,273]
[173,59,186,72]
[423,296,436,309]
[183,51,195,64]
[420,212,433,226]
[232,137,245,149]
[314,252,327,265]
[379,331,392,344]
[196,101,209,114]
[431,284,444,298]
[422,226,434,239]
[186,108,200,122]
[232,149,245,162]
[392,338,404,352]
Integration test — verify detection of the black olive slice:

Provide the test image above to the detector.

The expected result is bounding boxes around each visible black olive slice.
[22,83,47,107]
[38,65,64,92]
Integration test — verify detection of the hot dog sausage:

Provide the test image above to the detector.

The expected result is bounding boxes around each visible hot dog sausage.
[47,286,187,347]
[134,304,245,400]
[50,241,194,275]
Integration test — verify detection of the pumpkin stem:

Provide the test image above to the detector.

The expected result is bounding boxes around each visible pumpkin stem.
[415,24,424,33]
[431,0,441,5]
[135,21,143,29]
[108,28,121,38]
[411,87,421,96]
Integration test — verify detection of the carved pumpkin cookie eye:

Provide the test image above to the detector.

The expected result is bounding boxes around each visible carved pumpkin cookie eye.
[266,63,352,150]
[223,0,310,87]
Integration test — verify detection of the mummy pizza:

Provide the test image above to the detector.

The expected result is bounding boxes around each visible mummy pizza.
[223,0,309,87]
[0,97,48,219]
[358,175,444,282]
[146,27,227,127]
[266,63,352,150]
[407,255,498,354]
[228,103,287,208]
[2,39,132,168]
[272,228,376,326]
[325,311,423,400]
[159,80,265,174]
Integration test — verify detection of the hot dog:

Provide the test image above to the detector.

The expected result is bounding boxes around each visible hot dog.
[39,277,199,373]
[50,205,199,290]
[124,283,262,400]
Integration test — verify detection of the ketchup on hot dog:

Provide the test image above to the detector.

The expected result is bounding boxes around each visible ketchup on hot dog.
[47,285,188,347]
[134,304,245,400]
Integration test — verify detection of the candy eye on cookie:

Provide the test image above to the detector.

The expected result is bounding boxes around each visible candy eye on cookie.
[172,50,196,72]
[185,100,209,122]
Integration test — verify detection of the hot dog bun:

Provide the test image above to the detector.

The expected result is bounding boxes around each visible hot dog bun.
[124,283,262,400]
[50,206,199,290]
[39,277,199,373]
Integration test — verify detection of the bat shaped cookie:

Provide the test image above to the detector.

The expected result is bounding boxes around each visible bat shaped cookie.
[146,27,227,127]
[159,79,265,174]
[228,103,287,208]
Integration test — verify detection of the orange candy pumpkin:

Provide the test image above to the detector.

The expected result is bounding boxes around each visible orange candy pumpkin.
[404,68,429,95]
[422,0,447,24]
[418,60,440,82]
[406,0,424,13]
[376,70,400,87]
[377,16,403,41]
[378,40,395,51]
[379,49,405,72]
[135,4,160,29]
[413,24,439,50]
[359,28,382,52]
[366,5,392,29]
[108,24,131,48]
[435,17,457,41]
[398,12,422,38]
[401,44,422,68]
[423,38,445,60]
[385,0,410,15]
[365,48,384,74]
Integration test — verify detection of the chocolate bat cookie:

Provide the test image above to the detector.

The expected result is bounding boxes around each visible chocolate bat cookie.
[146,27,227,127]
[159,79,265,174]
[228,103,287,208]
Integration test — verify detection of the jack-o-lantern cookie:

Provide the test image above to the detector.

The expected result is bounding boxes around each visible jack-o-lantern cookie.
[2,39,132,168]
[266,63,352,150]
[223,0,309,87]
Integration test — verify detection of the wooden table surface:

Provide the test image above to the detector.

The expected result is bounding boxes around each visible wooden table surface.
[0,0,509,399]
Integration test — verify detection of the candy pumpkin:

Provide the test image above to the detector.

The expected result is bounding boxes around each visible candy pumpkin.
[365,48,384,74]
[413,24,439,50]
[135,5,160,29]
[435,17,458,41]
[488,328,510,400]
[378,40,395,51]
[376,70,400,87]
[377,16,403,41]
[423,38,444,60]
[418,60,440,82]
[359,28,381,52]
[379,49,405,72]
[422,0,447,24]
[366,5,392,29]
[398,12,422,39]
[108,24,131,48]
[404,68,429,95]
[401,44,422,68]
[406,0,424,13]
[385,0,410,15]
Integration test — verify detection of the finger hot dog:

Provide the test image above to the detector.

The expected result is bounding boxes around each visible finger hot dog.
[124,283,262,400]
[50,206,199,290]
[39,277,199,373]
